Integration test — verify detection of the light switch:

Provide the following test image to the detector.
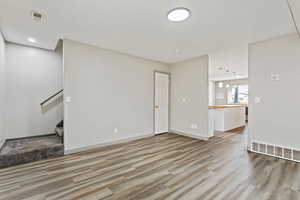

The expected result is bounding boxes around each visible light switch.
[271,73,280,81]
[190,124,198,129]
[65,96,71,103]
[182,98,187,103]
[254,97,261,104]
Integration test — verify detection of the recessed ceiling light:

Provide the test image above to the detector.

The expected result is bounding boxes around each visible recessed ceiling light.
[28,37,36,43]
[167,7,191,22]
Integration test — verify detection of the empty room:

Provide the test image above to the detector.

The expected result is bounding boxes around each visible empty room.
[0,0,300,199]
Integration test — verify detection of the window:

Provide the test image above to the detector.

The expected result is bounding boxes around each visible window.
[227,85,248,104]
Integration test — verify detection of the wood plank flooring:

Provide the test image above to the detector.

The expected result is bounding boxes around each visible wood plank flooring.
[1,128,300,200]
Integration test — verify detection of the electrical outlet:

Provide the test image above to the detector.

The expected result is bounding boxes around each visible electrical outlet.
[190,124,198,129]
[254,97,261,104]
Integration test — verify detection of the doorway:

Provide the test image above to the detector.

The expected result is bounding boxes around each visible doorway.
[154,71,170,135]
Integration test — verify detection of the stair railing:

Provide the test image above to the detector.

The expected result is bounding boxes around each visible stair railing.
[40,89,63,106]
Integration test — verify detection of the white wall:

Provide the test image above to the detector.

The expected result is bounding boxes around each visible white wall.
[170,56,209,139]
[0,32,5,146]
[249,33,300,149]
[209,45,248,81]
[5,43,63,138]
[63,39,169,152]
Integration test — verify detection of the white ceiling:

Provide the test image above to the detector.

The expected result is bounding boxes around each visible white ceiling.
[0,0,296,63]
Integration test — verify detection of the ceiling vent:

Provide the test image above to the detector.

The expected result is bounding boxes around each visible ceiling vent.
[31,11,43,22]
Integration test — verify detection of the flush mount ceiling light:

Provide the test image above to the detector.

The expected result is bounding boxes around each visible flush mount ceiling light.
[28,37,36,43]
[167,7,191,22]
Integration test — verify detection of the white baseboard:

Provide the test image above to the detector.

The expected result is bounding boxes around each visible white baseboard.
[64,133,155,155]
[170,130,209,141]
[65,130,210,155]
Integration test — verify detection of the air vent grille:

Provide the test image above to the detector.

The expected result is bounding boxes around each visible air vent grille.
[252,142,259,152]
[267,145,274,155]
[31,11,43,21]
[250,141,300,163]
[259,144,266,154]
[275,147,282,157]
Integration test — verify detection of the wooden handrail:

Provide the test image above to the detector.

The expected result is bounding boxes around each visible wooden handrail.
[40,89,63,106]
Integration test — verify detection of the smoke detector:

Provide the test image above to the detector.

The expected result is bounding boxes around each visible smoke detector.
[31,11,43,22]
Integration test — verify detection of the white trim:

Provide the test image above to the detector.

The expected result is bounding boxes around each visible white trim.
[170,130,209,141]
[64,133,155,155]
[65,130,210,155]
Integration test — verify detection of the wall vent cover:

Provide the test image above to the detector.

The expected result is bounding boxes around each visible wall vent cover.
[31,11,43,21]
[250,141,300,163]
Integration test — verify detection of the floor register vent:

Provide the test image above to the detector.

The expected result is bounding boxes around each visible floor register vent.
[250,141,300,163]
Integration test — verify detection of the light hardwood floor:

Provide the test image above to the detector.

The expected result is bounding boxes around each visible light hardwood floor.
[0,128,300,200]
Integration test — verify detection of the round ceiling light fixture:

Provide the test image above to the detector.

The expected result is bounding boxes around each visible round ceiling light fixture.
[167,7,191,22]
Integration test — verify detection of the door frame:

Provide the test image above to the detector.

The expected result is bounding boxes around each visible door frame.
[153,71,171,135]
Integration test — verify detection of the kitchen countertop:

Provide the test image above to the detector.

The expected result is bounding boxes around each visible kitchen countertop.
[209,105,247,109]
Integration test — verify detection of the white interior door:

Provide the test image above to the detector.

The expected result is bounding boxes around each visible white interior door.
[155,72,169,134]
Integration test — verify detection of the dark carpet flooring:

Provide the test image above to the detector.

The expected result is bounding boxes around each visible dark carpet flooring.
[0,135,64,168]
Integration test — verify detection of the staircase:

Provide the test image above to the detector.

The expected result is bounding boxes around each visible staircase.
[0,90,64,169]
